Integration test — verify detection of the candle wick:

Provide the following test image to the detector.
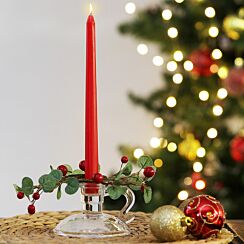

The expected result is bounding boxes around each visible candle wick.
[89,3,93,15]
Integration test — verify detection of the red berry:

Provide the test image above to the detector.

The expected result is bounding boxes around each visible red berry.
[94,173,104,183]
[143,166,155,178]
[17,191,24,199]
[28,204,35,215]
[79,160,85,171]
[57,165,68,176]
[121,156,128,164]
[33,192,40,200]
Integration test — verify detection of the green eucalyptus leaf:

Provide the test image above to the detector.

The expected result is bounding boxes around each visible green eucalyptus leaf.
[114,171,123,180]
[107,185,127,200]
[21,177,34,196]
[57,185,62,200]
[64,164,73,172]
[65,177,79,195]
[143,186,152,204]
[49,170,63,182]
[13,184,22,193]
[70,169,84,175]
[138,156,153,168]
[122,161,133,176]
[39,174,57,193]
[130,175,143,185]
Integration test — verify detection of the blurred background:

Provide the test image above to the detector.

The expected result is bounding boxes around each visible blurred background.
[1,0,244,218]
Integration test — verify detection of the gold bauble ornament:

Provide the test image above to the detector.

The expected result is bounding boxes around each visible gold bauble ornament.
[223,15,244,40]
[150,205,187,242]
[178,133,201,161]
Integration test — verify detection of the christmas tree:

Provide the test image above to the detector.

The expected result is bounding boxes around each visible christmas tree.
[118,0,244,218]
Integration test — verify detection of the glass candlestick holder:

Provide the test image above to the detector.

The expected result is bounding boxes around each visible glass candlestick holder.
[54,183,135,238]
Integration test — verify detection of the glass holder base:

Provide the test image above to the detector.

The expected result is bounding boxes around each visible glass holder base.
[53,212,130,238]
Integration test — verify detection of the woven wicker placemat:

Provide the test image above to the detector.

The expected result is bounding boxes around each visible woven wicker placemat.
[0,211,234,244]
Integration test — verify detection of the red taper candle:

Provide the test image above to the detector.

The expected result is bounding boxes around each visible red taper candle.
[85,7,99,179]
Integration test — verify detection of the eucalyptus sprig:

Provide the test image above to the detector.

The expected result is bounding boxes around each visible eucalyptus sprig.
[14,155,156,214]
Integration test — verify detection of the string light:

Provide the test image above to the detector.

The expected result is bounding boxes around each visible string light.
[212,105,223,116]
[208,26,219,37]
[125,2,136,14]
[133,148,144,158]
[205,7,216,18]
[154,159,163,168]
[167,27,178,38]
[183,60,193,71]
[172,73,183,84]
[162,9,172,20]
[178,190,188,200]
[210,64,219,73]
[217,66,228,79]
[167,142,177,152]
[160,138,168,148]
[217,88,228,99]
[195,179,206,190]
[235,57,244,67]
[150,137,161,148]
[175,0,184,3]
[197,147,206,158]
[167,61,178,72]
[166,96,177,107]
[211,49,222,60]
[184,177,192,185]
[153,117,164,128]
[207,128,218,139]
[193,161,203,172]
[199,90,209,101]
[137,44,148,55]
[173,50,184,62]
[153,56,164,66]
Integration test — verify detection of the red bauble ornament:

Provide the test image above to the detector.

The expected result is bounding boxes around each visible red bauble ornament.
[143,166,155,178]
[57,165,68,176]
[223,68,244,96]
[121,156,129,164]
[33,192,40,200]
[93,173,104,183]
[184,195,225,239]
[79,160,86,171]
[189,49,214,77]
[230,136,244,163]
[28,204,36,215]
[17,191,24,199]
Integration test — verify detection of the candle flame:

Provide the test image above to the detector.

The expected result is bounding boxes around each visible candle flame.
[89,3,93,14]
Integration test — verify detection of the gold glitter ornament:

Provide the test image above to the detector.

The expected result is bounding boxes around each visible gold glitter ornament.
[150,205,187,242]
[178,133,201,160]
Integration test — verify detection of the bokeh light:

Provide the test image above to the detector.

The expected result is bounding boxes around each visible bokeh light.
[172,73,183,84]
[137,44,148,55]
[125,2,136,14]
[167,27,178,38]
[178,190,188,200]
[133,148,144,158]
[153,117,164,128]
[162,9,172,20]
[199,90,209,101]
[153,56,164,66]
[166,96,177,107]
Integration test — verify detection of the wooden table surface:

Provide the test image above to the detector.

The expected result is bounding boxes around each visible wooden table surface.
[0,211,242,243]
